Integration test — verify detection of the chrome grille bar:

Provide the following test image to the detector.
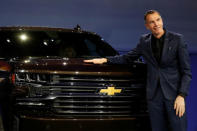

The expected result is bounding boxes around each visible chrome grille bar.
[54,100,132,104]
[55,111,131,114]
[53,105,131,109]
[52,77,131,82]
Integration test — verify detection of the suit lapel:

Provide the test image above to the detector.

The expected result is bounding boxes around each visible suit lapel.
[161,31,171,64]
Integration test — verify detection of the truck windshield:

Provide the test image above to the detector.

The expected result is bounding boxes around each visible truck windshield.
[0,30,118,58]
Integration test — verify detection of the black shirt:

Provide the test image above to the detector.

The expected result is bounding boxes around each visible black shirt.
[151,33,165,65]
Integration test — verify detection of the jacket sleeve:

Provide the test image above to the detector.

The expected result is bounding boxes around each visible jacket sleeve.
[107,38,143,64]
[177,35,192,96]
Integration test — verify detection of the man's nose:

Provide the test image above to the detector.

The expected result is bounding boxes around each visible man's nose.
[154,21,159,27]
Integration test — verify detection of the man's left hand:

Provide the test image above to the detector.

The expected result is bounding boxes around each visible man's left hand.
[174,95,185,118]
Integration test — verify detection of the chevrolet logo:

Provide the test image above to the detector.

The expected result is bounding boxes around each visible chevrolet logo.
[99,86,122,96]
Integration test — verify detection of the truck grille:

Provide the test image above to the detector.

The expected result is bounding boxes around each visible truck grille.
[15,73,147,118]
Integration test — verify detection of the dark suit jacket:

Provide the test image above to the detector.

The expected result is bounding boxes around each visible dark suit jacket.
[107,30,192,100]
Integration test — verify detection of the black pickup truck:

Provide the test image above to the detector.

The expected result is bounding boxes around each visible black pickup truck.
[0,26,150,131]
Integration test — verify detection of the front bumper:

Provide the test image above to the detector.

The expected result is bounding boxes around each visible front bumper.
[16,116,150,131]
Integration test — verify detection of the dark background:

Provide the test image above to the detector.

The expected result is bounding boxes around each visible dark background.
[0,0,197,52]
[0,0,197,131]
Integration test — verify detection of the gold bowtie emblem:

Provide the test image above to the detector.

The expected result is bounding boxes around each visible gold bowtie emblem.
[99,87,122,96]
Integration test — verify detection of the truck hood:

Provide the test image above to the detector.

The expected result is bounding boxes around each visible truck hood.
[13,57,134,76]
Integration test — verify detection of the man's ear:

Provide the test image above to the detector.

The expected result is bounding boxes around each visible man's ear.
[145,23,149,30]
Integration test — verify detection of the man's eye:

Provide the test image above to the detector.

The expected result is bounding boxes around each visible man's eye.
[149,21,154,24]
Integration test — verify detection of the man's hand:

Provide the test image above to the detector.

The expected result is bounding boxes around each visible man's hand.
[174,95,185,118]
[84,58,107,64]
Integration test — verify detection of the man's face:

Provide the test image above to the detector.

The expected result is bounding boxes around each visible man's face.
[145,12,164,36]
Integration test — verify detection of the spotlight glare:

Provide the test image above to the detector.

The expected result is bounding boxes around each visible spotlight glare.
[20,34,28,41]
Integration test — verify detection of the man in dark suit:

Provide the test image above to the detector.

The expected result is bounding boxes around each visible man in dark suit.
[84,10,192,131]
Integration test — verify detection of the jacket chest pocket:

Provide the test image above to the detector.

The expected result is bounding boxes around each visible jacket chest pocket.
[164,45,178,63]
